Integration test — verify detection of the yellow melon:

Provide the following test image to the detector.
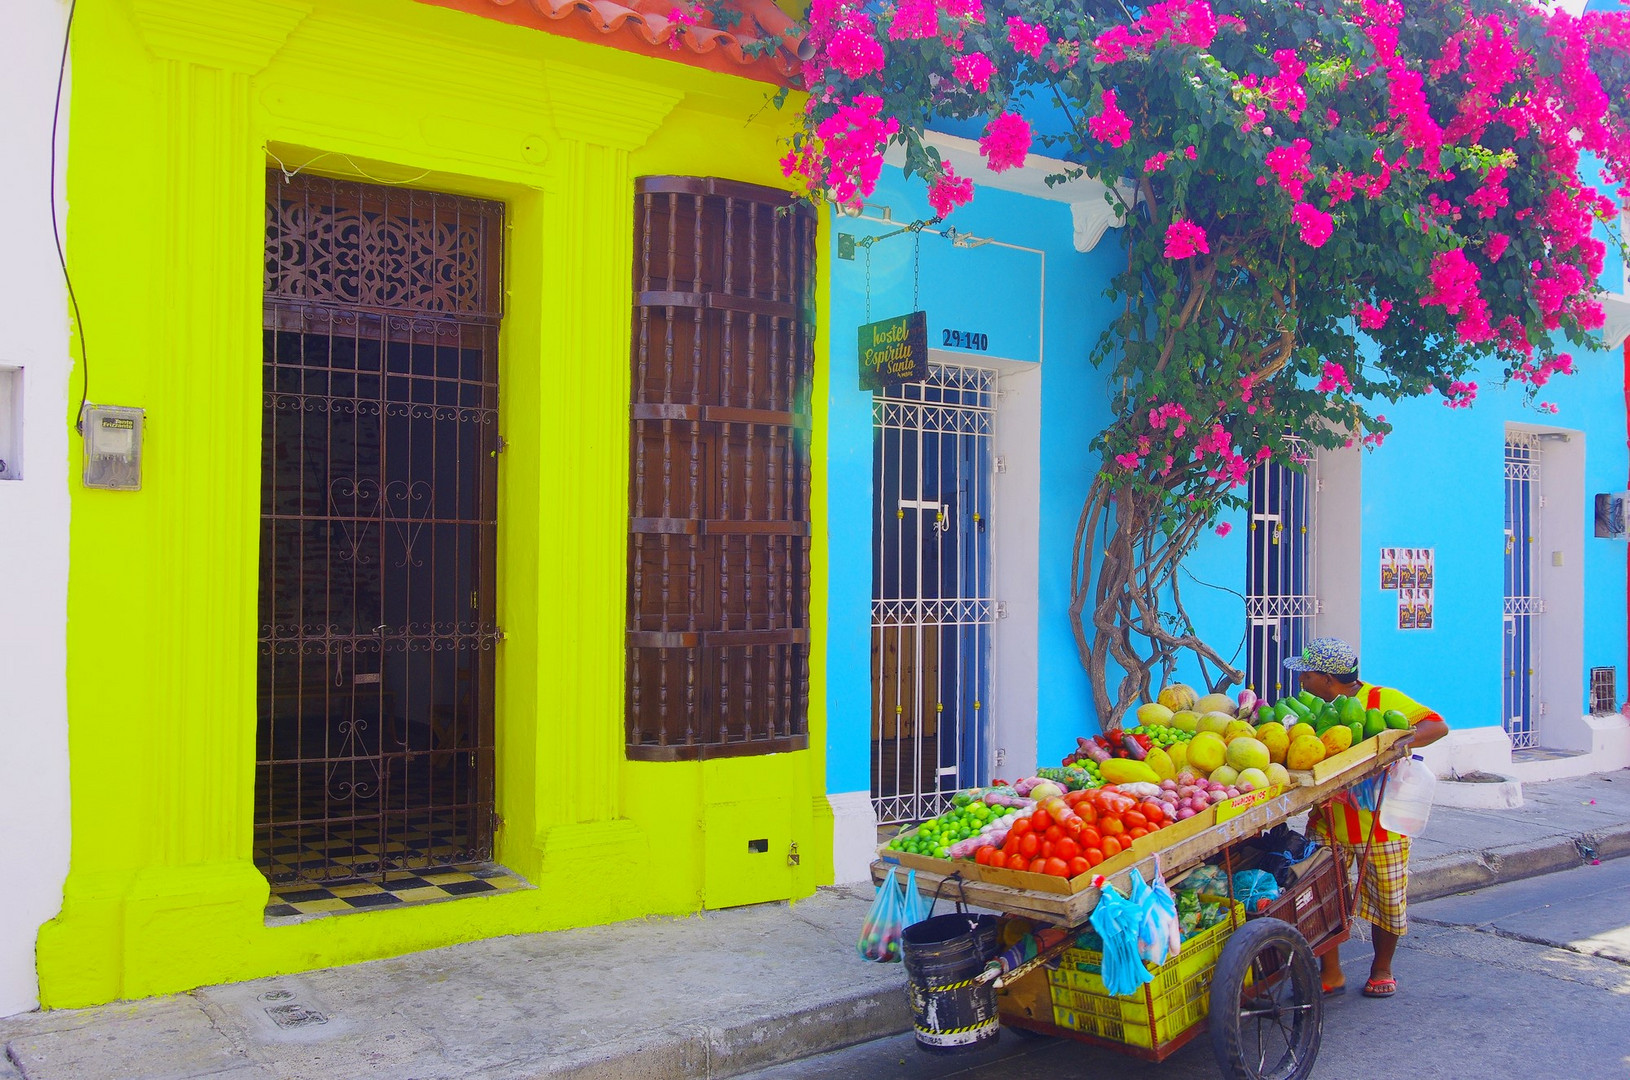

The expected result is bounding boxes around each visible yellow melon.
[1320,725,1354,757]
[1158,684,1199,712]
[1286,734,1327,771]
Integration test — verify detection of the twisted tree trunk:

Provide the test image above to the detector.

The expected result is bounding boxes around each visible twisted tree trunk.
[1069,475,1244,732]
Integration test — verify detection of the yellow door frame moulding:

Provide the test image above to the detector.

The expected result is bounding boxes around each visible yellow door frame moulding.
[44,0,829,1009]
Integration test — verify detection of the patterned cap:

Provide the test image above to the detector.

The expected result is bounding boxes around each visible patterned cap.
[1282,637,1359,675]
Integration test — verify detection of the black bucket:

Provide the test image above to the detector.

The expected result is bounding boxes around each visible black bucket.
[901,912,1001,1054]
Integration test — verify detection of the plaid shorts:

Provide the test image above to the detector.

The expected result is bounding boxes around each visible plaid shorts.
[1329,835,1411,937]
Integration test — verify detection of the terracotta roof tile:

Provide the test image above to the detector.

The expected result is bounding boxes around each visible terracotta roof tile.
[416,0,806,85]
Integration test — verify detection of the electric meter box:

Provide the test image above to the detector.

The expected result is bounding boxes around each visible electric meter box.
[81,403,144,491]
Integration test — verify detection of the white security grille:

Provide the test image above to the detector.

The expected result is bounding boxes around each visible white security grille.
[1504,432,1543,749]
[871,363,996,825]
[1246,438,1320,703]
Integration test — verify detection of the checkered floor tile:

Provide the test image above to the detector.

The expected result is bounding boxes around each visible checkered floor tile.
[264,863,530,921]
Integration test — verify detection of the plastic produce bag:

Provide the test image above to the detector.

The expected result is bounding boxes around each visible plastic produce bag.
[858,867,906,962]
[1232,869,1281,913]
[1128,862,1182,966]
[899,869,933,926]
[1089,877,1153,997]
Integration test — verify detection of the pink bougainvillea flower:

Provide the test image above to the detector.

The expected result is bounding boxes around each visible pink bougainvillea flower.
[943,0,984,22]
[1164,219,1210,258]
[1184,145,1198,159]
[952,52,997,92]
[1485,232,1510,261]
[827,18,885,79]
[1419,248,1482,315]
[888,0,938,41]
[1315,360,1354,394]
[1006,15,1049,59]
[927,164,974,218]
[1215,522,1233,537]
[1265,138,1313,199]
[1088,89,1133,147]
[979,111,1032,172]
[1354,299,1393,328]
[1291,202,1334,247]
[1143,151,1170,172]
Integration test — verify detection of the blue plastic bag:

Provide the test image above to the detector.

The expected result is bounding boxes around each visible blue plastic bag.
[858,867,906,962]
[1233,869,1281,913]
[1090,878,1155,997]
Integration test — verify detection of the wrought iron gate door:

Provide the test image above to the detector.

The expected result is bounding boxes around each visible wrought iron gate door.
[256,171,503,885]
[1246,441,1318,703]
[1504,433,1543,749]
[871,364,995,825]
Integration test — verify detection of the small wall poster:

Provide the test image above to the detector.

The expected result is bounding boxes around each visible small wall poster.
[1387,547,1435,630]
[1397,587,1418,630]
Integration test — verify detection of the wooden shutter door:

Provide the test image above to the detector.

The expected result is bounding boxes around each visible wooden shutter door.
[626,177,816,761]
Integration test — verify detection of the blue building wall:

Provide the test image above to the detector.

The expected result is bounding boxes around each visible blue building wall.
[823,173,1121,795]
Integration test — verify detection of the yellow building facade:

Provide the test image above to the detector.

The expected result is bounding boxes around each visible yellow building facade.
[43,0,830,1007]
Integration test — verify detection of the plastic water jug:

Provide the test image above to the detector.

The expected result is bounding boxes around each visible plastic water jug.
[1377,754,1436,837]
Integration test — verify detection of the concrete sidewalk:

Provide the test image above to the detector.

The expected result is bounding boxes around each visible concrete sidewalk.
[4,769,1627,1080]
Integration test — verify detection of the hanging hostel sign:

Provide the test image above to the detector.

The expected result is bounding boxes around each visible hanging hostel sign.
[858,310,927,391]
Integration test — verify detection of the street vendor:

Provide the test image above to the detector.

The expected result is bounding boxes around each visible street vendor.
[1283,637,1448,1000]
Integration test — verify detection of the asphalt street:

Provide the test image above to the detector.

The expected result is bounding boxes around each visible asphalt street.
[741,857,1630,1080]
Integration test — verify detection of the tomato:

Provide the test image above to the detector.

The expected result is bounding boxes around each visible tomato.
[1008,852,1031,871]
[1064,790,1088,807]
[1122,811,1149,830]
[1140,801,1166,825]
[1074,803,1098,825]
[1067,856,1091,877]
[1100,816,1126,836]
[1028,857,1050,874]
[1044,825,1064,844]
[1040,840,1055,859]
[975,845,994,866]
[1062,817,1084,840]
[1101,836,1123,858]
[1043,857,1070,878]
[1002,835,1021,856]
[1009,818,1033,837]
[1030,810,1053,832]
[1083,847,1104,867]
[1077,826,1102,848]
[1044,798,1071,820]
[1127,826,1149,840]
[1018,833,1040,859]
[1055,837,1080,861]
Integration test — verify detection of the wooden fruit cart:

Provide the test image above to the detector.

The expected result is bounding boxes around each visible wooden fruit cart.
[873,729,1411,1080]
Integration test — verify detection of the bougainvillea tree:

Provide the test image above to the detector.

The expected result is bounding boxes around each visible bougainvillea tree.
[778,0,1630,725]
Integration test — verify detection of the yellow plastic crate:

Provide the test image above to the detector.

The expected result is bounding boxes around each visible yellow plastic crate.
[1045,897,1244,1050]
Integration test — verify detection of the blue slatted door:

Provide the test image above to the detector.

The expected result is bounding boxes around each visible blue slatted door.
[1247,445,1317,705]
[1503,435,1541,749]
[871,364,995,824]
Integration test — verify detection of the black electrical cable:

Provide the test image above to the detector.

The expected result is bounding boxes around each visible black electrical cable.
[51,0,88,432]
[1181,564,1250,664]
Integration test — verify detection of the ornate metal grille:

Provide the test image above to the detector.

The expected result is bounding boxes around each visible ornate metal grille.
[1590,666,1617,715]
[1504,432,1543,749]
[1246,438,1319,704]
[256,170,503,886]
[626,177,816,761]
[871,364,996,826]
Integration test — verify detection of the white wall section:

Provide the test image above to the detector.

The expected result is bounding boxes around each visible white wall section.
[0,0,73,1017]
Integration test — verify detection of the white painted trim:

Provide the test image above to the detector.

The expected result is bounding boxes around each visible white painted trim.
[1312,441,1362,651]
[881,131,1132,252]
[1414,725,1515,778]
[1510,423,1585,747]
[0,0,72,1018]
[1507,713,1630,783]
[828,791,881,884]
[984,356,1042,784]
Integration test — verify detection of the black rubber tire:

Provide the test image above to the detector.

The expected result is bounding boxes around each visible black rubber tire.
[1207,917,1323,1080]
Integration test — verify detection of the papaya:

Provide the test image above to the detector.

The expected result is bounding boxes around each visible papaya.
[1349,720,1365,747]
[1339,696,1366,727]
[1320,724,1354,757]
[1297,690,1318,708]
[1383,709,1411,730]
[1364,708,1387,738]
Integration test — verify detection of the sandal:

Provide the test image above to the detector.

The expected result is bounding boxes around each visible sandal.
[1362,977,1397,998]
[1321,983,1347,997]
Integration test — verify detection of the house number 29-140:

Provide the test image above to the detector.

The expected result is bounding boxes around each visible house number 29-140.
[942,329,988,351]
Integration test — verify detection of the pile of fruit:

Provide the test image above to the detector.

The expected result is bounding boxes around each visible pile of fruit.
[1122,682,1413,792]
[884,789,1026,859]
[973,786,1175,877]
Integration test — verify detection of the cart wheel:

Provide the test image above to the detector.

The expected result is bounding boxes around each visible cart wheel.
[1207,917,1322,1080]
